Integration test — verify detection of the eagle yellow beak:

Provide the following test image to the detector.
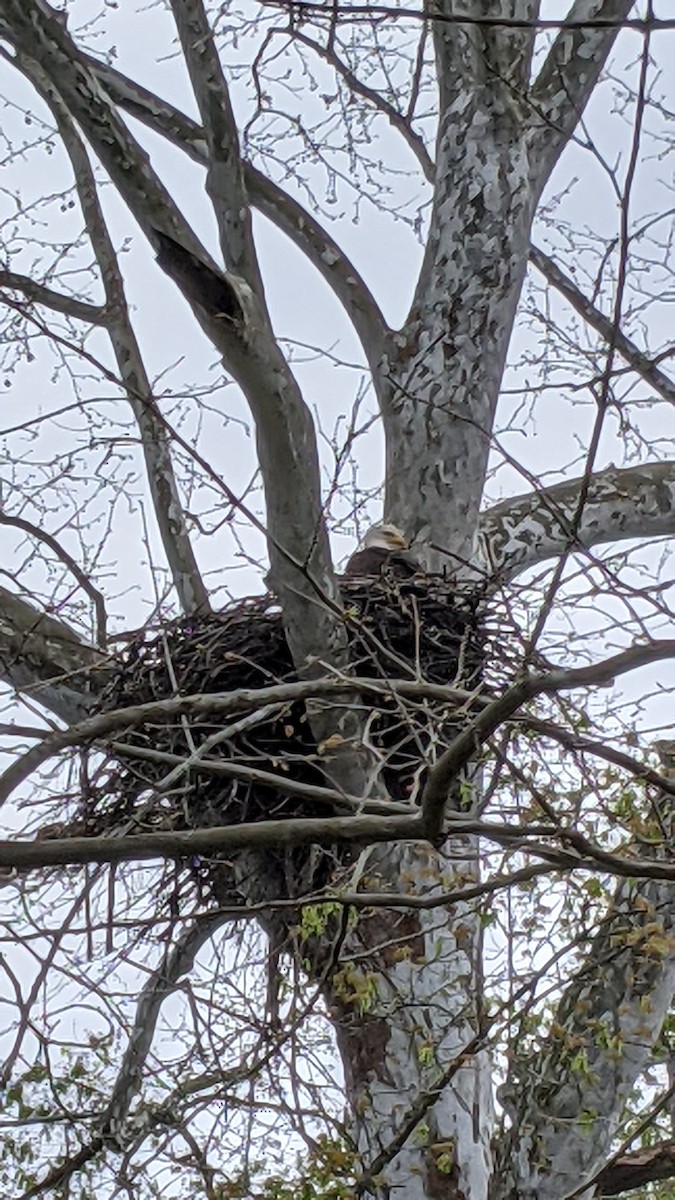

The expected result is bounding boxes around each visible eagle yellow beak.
[384,530,408,550]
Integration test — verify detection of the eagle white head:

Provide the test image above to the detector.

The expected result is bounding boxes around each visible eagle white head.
[345,523,417,577]
[360,524,409,551]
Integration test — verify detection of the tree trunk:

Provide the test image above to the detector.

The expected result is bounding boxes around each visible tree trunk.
[324,842,493,1199]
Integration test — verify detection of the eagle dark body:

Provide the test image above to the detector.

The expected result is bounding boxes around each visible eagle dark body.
[344,545,419,578]
[344,524,421,578]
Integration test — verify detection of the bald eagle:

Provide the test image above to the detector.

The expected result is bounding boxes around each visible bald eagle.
[344,524,420,578]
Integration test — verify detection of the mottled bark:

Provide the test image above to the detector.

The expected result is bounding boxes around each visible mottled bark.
[493,855,675,1199]
[363,5,649,1195]
[169,0,264,288]
[322,842,493,1200]
[380,81,535,569]
[491,743,675,1198]
[529,0,637,176]
[480,462,675,578]
[378,0,630,570]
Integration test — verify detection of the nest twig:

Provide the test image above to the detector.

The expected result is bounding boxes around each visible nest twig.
[74,576,485,907]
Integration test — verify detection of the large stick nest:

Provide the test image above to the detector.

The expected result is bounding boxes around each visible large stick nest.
[81,577,486,906]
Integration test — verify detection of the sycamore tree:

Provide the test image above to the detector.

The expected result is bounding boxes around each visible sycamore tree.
[0,1,675,1198]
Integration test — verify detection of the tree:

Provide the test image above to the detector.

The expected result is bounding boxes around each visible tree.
[0,0,674,1197]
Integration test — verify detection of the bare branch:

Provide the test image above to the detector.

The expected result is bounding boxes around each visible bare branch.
[8,809,675,884]
[253,2,672,30]
[480,462,675,579]
[530,244,675,405]
[5,54,209,615]
[102,911,230,1134]
[39,46,390,369]
[60,53,207,161]
[0,6,672,1197]
[89,57,391,369]
[37,73,210,615]
[529,0,636,176]
[526,716,675,797]
[422,637,675,837]
[245,164,391,370]
[0,269,107,325]
[499,864,675,1197]
[0,813,423,872]
[106,737,414,816]
[0,511,107,649]
[596,1140,675,1195]
[0,6,216,264]
[290,26,434,180]
[0,5,362,768]
[0,672,475,806]
[0,586,100,722]
[4,641,675,821]
[169,0,262,286]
